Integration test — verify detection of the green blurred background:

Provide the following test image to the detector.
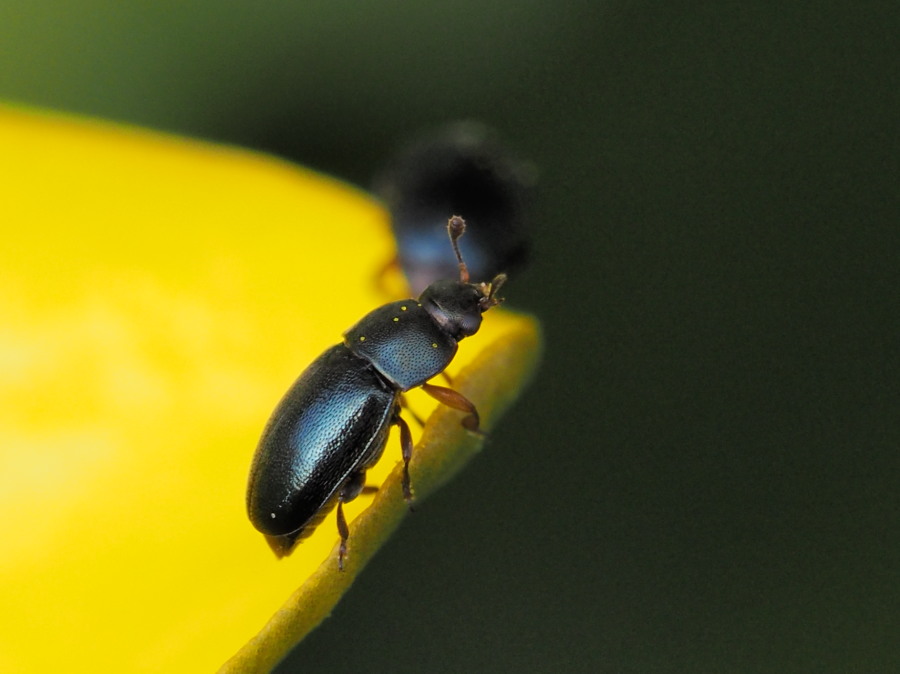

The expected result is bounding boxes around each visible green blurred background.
[3,1,898,671]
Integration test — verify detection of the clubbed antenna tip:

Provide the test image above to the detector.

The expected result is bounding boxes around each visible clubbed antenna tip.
[447,215,470,283]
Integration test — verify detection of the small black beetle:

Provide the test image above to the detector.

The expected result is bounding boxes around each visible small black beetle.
[246,216,506,569]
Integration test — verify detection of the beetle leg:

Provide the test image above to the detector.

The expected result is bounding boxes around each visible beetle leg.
[336,498,349,571]
[336,472,366,572]
[420,383,483,434]
[394,413,415,506]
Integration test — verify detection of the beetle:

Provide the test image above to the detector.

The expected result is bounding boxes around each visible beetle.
[246,216,506,569]
[373,121,533,294]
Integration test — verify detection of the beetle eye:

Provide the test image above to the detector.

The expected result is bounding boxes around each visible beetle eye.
[456,311,482,337]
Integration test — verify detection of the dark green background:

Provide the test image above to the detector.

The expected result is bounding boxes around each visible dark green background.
[4,2,897,671]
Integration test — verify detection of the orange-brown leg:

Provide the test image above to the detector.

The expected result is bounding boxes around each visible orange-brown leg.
[395,413,415,506]
[420,383,483,434]
[336,498,349,571]
[335,470,367,571]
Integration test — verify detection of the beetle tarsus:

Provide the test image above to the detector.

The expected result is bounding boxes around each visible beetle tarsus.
[461,412,484,436]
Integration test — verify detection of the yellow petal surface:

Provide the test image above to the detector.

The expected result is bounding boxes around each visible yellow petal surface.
[0,105,541,672]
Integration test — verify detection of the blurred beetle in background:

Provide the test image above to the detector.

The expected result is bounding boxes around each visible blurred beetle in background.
[374,121,535,295]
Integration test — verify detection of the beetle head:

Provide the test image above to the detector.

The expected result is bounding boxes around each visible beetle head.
[418,216,506,340]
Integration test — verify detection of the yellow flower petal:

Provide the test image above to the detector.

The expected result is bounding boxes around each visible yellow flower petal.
[0,105,541,672]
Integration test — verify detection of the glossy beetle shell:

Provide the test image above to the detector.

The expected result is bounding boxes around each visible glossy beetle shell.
[343,300,458,391]
[246,215,505,565]
[247,344,398,542]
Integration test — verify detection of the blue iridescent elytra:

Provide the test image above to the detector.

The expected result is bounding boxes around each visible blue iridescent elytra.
[247,345,395,539]
[246,216,506,569]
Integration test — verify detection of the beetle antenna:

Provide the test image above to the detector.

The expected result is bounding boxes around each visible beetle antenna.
[480,273,507,311]
[447,215,470,284]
